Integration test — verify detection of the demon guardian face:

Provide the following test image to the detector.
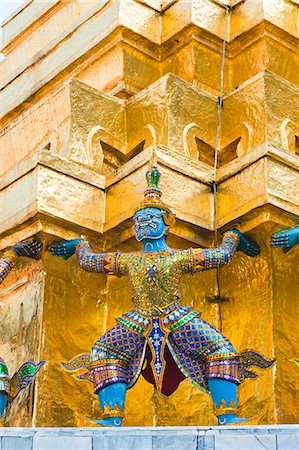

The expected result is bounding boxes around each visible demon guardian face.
[133,207,167,242]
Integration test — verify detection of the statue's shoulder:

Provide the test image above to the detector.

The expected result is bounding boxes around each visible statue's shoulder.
[170,248,190,257]
[116,250,140,261]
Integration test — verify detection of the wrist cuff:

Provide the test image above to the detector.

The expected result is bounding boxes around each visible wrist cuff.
[75,240,89,251]
[3,250,18,265]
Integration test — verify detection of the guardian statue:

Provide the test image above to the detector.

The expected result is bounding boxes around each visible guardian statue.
[50,157,274,426]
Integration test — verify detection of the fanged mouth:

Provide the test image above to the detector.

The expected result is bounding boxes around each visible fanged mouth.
[134,221,157,231]
[137,228,151,238]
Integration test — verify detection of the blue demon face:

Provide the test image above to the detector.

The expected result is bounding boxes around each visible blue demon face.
[133,207,166,242]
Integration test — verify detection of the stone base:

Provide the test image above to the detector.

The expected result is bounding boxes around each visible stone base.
[0,426,298,450]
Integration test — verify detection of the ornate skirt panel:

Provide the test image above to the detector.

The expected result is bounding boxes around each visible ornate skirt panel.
[90,309,274,395]
[90,324,147,393]
[167,317,237,392]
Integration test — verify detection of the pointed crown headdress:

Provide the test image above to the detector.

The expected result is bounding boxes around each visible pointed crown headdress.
[135,151,176,227]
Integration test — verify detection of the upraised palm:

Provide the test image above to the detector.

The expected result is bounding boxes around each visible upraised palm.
[12,239,43,260]
[271,226,299,253]
[231,230,259,257]
[48,239,84,260]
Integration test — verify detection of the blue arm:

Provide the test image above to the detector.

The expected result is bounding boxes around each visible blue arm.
[49,239,117,274]
[0,239,43,285]
[75,242,108,273]
[191,230,259,272]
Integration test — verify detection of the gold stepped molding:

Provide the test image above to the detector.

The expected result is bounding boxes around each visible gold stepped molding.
[0,143,298,252]
[0,0,298,123]
[1,72,298,182]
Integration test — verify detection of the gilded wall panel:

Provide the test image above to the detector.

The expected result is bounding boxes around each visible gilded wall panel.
[193,42,224,95]
[123,44,162,94]
[0,170,39,234]
[76,44,125,94]
[267,37,299,89]
[0,260,44,426]
[265,72,299,151]
[217,159,267,228]
[267,159,299,213]
[166,75,217,152]
[119,0,161,44]
[69,80,126,166]
[272,243,299,424]
[221,75,267,153]
[38,167,105,233]
[219,229,275,423]
[126,78,170,149]
[34,254,108,427]
[191,0,226,40]
[0,85,70,175]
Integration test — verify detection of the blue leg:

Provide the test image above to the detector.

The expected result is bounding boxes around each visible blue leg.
[0,391,8,419]
[208,379,248,425]
[95,383,126,427]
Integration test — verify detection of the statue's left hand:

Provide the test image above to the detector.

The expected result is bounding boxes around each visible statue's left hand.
[271,226,299,253]
[230,230,259,257]
[11,239,43,260]
[48,238,84,260]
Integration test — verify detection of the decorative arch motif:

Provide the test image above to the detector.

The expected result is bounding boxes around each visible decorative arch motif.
[128,124,156,153]
[86,126,126,171]
[280,119,299,154]
[183,123,211,161]
[37,129,60,154]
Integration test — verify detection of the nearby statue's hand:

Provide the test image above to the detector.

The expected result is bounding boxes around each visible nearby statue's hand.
[230,230,259,257]
[271,226,299,253]
[48,238,84,260]
[11,239,43,260]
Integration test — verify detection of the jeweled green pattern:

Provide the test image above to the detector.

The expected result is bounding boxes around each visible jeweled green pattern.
[0,360,8,377]
[116,250,191,314]
[168,311,200,331]
[117,317,146,334]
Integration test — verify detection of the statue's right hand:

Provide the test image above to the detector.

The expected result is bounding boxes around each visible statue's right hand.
[48,238,85,260]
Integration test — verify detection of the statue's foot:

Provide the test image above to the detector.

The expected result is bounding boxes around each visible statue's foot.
[94,417,122,427]
[218,409,267,426]
[218,414,248,426]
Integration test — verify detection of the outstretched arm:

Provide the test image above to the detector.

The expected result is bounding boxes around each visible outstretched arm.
[75,241,117,274]
[49,239,120,275]
[271,226,299,253]
[191,230,259,273]
[0,239,42,285]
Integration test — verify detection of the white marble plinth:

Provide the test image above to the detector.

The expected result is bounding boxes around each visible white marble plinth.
[0,425,298,450]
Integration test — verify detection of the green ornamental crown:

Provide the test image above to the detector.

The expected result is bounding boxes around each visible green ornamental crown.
[135,151,173,218]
